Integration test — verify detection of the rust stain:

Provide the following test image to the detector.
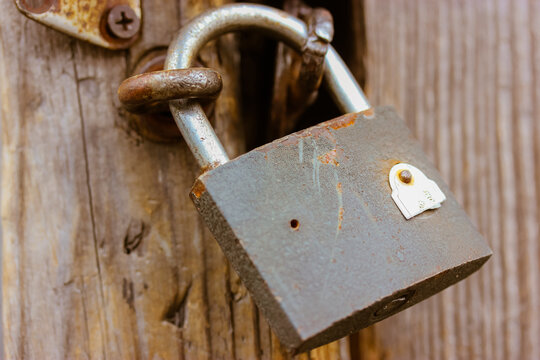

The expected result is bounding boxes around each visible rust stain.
[336,182,342,194]
[318,149,339,166]
[384,158,402,168]
[17,0,141,49]
[318,147,345,166]
[360,107,375,118]
[397,169,415,185]
[337,207,344,230]
[191,180,206,199]
[379,158,403,180]
[255,112,363,155]
[58,0,108,32]
[118,68,222,111]
[199,161,221,174]
[329,116,356,130]
[309,125,335,142]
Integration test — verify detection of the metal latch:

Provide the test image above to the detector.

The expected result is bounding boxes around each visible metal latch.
[14,0,141,49]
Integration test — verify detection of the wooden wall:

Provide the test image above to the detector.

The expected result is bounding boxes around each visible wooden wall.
[0,0,538,359]
[356,1,540,359]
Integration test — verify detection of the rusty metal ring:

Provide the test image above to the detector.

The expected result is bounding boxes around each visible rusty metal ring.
[118,68,223,113]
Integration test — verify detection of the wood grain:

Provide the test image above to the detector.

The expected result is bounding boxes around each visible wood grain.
[355,0,540,359]
[0,0,348,358]
[2,0,538,359]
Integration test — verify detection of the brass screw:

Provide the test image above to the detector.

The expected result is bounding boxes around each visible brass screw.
[107,5,141,40]
[398,169,413,184]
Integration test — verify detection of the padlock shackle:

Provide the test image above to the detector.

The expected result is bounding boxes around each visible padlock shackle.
[166,3,371,169]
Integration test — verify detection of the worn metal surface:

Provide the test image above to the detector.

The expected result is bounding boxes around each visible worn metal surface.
[270,3,334,139]
[297,7,333,95]
[291,6,333,114]
[191,106,492,354]
[165,3,371,169]
[118,68,223,113]
[13,0,141,49]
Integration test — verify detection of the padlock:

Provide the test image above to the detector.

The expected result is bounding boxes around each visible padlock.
[164,4,492,354]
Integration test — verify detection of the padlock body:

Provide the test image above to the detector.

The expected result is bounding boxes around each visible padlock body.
[191,106,491,353]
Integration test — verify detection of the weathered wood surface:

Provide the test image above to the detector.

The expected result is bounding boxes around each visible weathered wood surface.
[1,0,539,359]
[352,0,540,359]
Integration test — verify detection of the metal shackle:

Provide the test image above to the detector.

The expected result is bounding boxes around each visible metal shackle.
[166,3,371,169]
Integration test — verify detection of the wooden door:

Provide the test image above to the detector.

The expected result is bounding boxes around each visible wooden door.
[1,0,538,359]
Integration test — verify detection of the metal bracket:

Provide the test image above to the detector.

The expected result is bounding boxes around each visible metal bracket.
[14,0,141,49]
[269,1,334,139]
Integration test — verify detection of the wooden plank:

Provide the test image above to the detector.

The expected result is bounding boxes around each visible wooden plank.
[356,0,540,359]
[0,12,104,360]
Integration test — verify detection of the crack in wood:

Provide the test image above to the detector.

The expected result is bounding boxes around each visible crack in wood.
[163,282,192,329]
[122,278,135,310]
[123,220,147,254]
[70,40,108,360]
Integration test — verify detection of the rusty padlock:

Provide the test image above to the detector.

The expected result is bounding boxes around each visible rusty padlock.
[164,4,492,354]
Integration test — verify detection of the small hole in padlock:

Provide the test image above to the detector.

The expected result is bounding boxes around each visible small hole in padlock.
[290,219,300,230]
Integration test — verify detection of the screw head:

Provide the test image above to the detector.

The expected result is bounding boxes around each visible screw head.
[398,169,413,184]
[18,0,55,14]
[106,5,140,40]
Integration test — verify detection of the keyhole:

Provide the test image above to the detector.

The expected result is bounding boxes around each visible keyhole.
[116,11,133,30]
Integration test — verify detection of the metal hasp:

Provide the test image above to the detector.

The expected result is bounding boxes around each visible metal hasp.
[191,107,492,353]
[14,0,141,49]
